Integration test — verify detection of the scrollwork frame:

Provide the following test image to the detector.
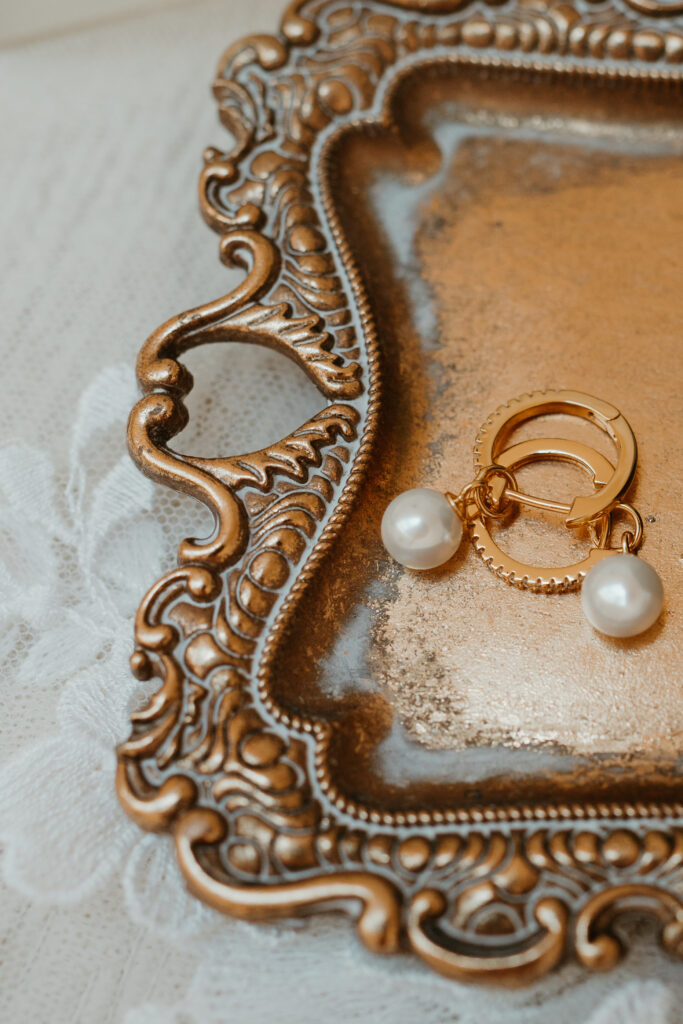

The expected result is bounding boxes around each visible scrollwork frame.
[117,0,683,984]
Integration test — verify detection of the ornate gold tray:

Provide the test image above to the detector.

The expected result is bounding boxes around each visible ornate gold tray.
[117,0,683,985]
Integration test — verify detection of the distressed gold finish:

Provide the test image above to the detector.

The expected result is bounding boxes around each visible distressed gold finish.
[117,0,683,985]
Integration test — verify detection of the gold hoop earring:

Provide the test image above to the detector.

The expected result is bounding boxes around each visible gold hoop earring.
[381,389,663,638]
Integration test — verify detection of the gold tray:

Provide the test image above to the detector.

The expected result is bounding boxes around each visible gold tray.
[117,0,683,985]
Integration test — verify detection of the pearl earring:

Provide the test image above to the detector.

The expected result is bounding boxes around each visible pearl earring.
[381,389,664,639]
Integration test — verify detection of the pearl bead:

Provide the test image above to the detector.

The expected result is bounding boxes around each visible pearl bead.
[581,553,664,638]
[381,488,463,570]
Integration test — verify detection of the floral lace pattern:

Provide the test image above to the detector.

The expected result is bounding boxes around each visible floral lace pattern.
[0,366,193,913]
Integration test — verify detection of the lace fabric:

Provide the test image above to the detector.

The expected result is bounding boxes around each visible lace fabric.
[0,2,681,1021]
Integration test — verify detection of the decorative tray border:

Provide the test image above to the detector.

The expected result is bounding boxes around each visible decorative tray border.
[117,0,683,984]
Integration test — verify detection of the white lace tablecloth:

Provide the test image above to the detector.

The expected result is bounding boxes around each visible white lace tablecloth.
[1,2,681,1020]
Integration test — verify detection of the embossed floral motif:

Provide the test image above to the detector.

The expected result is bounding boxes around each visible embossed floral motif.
[115,0,683,985]
[109,0,683,987]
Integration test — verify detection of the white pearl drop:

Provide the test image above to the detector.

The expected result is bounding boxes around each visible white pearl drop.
[381,488,463,570]
[581,553,664,638]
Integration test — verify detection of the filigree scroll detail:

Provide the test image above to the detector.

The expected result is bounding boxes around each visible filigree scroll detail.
[118,0,683,984]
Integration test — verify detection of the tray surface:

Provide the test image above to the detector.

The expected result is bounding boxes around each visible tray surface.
[290,68,682,807]
[117,0,683,986]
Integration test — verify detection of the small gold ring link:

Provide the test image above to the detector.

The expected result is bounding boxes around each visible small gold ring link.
[610,502,643,553]
[474,464,519,520]
[447,465,518,523]
[588,515,612,550]
[445,482,477,522]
